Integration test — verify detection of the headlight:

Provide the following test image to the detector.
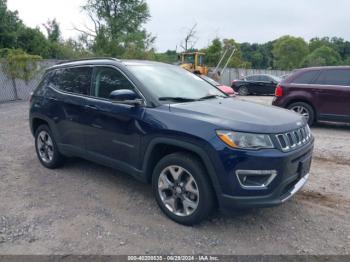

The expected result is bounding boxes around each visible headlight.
[216,130,274,150]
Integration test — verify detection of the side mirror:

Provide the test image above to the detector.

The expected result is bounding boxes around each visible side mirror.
[109,89,143,106]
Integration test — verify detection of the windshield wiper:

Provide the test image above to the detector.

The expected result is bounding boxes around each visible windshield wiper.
[199,94,226,100]
[158,97,197,102]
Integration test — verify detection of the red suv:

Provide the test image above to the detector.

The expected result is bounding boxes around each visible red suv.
[272,66,350,125]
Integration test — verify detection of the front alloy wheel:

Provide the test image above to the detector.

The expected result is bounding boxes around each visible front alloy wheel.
[158,165,199,216]
[152,153,215,225]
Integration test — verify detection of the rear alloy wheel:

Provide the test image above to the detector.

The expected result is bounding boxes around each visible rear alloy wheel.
[35,125,65,169]
[238,86,249,96]
[152,153,215,225]
[37,130,54,163]
[288,102,315,126]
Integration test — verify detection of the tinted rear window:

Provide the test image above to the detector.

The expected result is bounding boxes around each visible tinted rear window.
[51,67,92,95]
[292,70,320,84]
[314,69,350,86]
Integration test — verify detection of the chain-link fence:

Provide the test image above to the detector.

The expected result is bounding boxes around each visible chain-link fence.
[0,60,60,103]
[0,60,291,103]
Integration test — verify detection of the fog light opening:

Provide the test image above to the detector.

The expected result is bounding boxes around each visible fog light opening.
[235,170,277,190]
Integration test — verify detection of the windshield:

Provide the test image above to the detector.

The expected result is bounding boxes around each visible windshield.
[127,64,226,100]
[183,55,195,64]
[200,75,220,86]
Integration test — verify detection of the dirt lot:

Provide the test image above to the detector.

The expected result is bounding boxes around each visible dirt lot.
[0,99,349,255]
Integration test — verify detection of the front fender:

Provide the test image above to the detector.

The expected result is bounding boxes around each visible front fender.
[142,137,222,198]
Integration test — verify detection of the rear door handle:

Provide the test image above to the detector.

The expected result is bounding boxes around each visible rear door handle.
[85,104,98,110]
[48,97,58,101]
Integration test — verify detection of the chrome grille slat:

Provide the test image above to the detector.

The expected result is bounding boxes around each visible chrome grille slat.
[276,126,311,152]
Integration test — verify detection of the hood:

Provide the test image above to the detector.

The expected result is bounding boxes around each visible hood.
[169,98,306,134]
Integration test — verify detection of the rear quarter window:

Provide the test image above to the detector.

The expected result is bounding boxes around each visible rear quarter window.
[291,70,320,84]
[314,69,350,86]
[34,71,53,96]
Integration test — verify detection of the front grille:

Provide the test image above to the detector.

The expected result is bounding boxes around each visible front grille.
[276,126,311,152]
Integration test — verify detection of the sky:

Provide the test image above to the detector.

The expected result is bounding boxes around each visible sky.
[7,0,350,52]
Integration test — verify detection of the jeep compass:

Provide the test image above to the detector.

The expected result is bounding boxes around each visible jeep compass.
[29,58,314,225]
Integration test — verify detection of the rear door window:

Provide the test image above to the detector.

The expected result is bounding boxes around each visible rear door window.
[51,67,92,95]
[292,70,320,84]
[314,69,350,86]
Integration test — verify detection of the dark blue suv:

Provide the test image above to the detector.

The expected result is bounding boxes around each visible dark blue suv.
[29,58,314,225]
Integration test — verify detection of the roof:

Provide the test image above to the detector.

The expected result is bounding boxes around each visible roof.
[49,57,169,70]
[121,60,168,66]
[296,66,350,71]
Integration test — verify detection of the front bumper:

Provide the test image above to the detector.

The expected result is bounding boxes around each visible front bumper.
[211,137,314,210]
[218,172,309,210]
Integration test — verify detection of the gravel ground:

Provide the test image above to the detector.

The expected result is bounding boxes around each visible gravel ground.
[0,100,349,255]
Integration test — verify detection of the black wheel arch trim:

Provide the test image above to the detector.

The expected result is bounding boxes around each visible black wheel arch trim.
[30,113,54,135]
[142,137,222,197]
[30,113,63,149]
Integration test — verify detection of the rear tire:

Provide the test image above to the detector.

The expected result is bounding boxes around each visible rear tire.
[238,86,249,96]
[287,102,315,126]
[35,125,65,169]
[152,152,215,225]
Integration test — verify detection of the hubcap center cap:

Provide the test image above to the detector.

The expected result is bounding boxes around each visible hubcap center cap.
[175,186,182,194]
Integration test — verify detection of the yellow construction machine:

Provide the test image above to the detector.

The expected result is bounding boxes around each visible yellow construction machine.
[179,51,209,75]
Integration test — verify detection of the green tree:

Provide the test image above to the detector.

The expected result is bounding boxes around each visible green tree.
[80,0,155,58]
[309,37,332,52]
[205,38,223,66]
[44,19,61,43]
[272,35,309,70]
[239,41,275,69]
[343,57,350,65]
[43,19,80,59]
[330,37,350,61]
[0,0,23,48]
[303,45,341,67]
[153,50,178,64]
[16,27,49,57]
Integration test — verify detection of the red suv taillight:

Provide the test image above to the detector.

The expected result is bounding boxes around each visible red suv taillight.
[275,85,283,97]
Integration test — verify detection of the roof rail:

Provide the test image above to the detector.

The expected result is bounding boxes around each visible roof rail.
[57,57,121,65]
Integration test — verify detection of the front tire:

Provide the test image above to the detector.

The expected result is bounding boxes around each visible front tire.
[287,102,315,126]
[35,125,65,169]
[152,153,215,225]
